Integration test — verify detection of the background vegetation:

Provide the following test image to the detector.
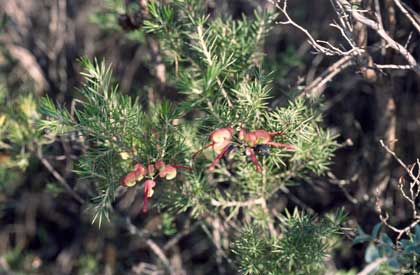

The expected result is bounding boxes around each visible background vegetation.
[0,0,419,274]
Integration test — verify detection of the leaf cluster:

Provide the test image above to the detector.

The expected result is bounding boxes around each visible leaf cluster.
[0,85,45,188]
[233,208,346,275]
[355,223,420,274]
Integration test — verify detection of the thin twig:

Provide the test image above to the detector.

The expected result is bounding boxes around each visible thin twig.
[211,197,265,208]
[356,257,387,275]
[336,0,420,72]
[163,221,202,251]
[125,218,175,275]
[392,0,420,33]
[379,140,420,185]
[37,148,85,204]
[301,55,353,97]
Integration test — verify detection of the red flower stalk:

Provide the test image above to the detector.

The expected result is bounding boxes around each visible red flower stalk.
[143,179,156,213]
[147,164,155,176]
[207,144,232,171]
[245,147,262,172]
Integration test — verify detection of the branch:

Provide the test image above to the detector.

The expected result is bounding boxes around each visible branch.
[163,220,202,251]
[269,0,354,56]
[356,257,387,275]
[379,140,420,185]
[211,197,265,208]
[393,0,420,34]
[301,55,353,97]
[37,148,85,204]
[336,0,420,73]
[125,218,175,275]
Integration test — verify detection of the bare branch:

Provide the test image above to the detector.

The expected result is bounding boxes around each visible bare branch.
[393,0,420,33]
[336,0,420,73]
[125,218,175,275]
[301,55,353,96]
[37,148,85,204]
[211,197,265,208]
[356,257,387,275]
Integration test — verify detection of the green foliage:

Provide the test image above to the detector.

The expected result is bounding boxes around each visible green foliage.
[39,1,342,273]
[140,0,338,218]
[233,208,346,275]
[144,0,275,105]
[40,58,189,225]
[0,85,45,189]
[78,254,99,275]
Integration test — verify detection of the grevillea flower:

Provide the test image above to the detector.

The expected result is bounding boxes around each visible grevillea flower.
[143,179,156,212]
[121,163,146,187]
[159,165,177,180]
[209,127,234,144]
[155,160,192,180]
[240,129,295,150]
[123,160,191,213]
[193,127,234,158]
[121,171,138,187]
[133,164,146,181]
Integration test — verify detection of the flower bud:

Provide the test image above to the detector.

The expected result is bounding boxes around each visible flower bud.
[121,171,138,187]
[134,164,146,181]
[159,165,177,180]
[209,127,234,143]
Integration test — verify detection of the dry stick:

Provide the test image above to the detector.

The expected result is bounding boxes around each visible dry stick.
[379,140,420,185]
[213,217,226,275]
[200,219,233,266]
[374,0,387,57]
[211,197,265,208]
[269,0,339,56]
[37,149,85,204]
[163,220,202,251]
[393,0,420,33]
[125,218,175,275]
[356,257,388,275]
[301,55,354,97]
[374,64,412,70]
[381,211,420,241]
[260,199,278,237]
[336,0,420,73]
[261,165,277,237]
[377,140,420,240]
[144,239,174,275]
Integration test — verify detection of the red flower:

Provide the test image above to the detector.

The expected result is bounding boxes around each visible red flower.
[133,164,146,181]
[123,160,191,213]
[193,127,234,159]
[241,129,295,150]
[155,160,191,180]
[121,171,138,187]
[121,163,146,187]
